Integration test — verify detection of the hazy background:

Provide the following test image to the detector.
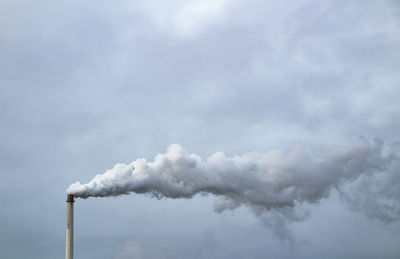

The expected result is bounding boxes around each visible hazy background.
[1,0,400,258]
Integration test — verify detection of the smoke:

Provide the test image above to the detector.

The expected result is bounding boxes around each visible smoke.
[339,140,400,222]
[67,138,399,226]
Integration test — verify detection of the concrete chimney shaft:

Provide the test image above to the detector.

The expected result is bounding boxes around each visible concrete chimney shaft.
[66,194,74,259]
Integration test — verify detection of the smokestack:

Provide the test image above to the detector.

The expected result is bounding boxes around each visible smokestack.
[66,194,74,259]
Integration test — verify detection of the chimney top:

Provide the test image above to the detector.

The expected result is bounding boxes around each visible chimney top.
[67,194,75,203]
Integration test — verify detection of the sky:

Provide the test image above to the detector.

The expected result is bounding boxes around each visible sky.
[1,0,400,258]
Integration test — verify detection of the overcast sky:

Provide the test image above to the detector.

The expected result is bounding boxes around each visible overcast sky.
[1,0,400,258]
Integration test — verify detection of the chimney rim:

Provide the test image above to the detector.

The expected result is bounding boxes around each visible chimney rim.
[67,194,75,202]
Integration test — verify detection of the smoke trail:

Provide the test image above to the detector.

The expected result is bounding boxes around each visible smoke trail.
[339,140,400,222]
[67,138,399,223]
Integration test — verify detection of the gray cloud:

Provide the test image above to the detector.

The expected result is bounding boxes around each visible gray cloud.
[1,0,400,258]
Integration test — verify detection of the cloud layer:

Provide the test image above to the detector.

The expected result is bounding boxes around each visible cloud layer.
[1,0,400,258]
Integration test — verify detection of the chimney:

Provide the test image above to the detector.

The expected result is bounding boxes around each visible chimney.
[66,194,74,259]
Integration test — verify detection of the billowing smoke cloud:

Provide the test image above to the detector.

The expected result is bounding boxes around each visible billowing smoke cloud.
[67,138,399,223]
[339,140,400,222]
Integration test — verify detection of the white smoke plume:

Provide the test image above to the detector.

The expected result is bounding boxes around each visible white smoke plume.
[67,138,399,222]
[339,140,400,222]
